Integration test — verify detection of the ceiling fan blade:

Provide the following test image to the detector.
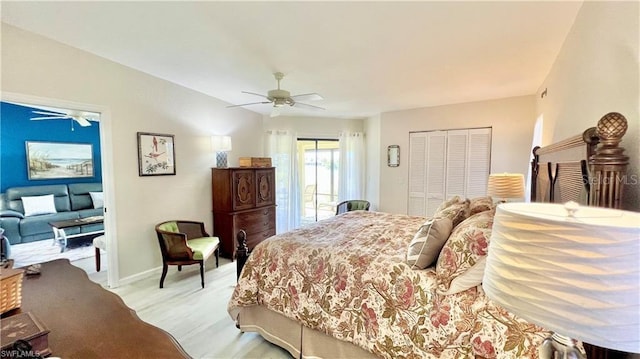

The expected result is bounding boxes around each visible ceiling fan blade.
[227,101,272,108]
[30,116,70,120]
[74,117,92,127]
[293,102,325,110]
[241,91,270,100]
[32,110,67,116]
[289,93,323,102]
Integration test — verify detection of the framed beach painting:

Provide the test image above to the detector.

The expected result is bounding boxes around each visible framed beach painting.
[26,141,94,180]
[137,132,176,176]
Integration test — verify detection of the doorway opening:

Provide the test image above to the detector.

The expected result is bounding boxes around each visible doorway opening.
[1,93,117,288]
[298,139,339,225]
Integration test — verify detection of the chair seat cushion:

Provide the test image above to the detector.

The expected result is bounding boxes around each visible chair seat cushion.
[187,237,219,260]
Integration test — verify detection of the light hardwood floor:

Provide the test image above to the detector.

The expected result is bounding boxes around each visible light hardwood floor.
[72,255,291,359]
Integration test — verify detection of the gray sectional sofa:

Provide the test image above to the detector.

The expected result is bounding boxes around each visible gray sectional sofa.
[0,183,103,244]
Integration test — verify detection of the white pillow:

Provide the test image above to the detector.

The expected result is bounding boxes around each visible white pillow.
[22,194,57,217]
[89,191,104,209]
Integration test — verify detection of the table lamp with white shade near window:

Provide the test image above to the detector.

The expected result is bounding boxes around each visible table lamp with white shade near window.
[211,135,232,168]
[483,202,640,359]
[487,173,525,202]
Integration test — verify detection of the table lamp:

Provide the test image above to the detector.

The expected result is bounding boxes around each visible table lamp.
[487,173,524,202]
[483,202,640,358]
[211,135,232,168]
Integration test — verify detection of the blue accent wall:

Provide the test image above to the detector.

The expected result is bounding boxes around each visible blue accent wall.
[0,102,102,192]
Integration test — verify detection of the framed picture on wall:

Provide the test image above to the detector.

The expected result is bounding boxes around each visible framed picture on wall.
[25,141,94,180]
[137,132,176,176]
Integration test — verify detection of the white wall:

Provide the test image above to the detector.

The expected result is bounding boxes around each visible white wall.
[377,95,536,214]
[536,1,639,211]
[263,115,364,139]
[2,24,264,280]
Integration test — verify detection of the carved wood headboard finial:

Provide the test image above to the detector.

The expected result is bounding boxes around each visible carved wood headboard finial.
[589,112,629,209]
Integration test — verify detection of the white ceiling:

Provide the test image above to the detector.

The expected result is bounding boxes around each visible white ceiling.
[1,1,583,119]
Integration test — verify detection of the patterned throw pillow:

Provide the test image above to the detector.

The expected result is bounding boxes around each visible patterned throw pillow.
[469,196,495,216]
[406,217,453,269]
[435,208,495,295]
[434,196,471,228]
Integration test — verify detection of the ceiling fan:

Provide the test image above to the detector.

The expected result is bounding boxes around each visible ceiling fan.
[228,72,324,117]
[30,110,99,127]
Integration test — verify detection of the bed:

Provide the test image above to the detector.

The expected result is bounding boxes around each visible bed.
[228,112,630,358]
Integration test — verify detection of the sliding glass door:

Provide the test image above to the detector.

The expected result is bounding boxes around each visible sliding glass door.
[298,139,339,224]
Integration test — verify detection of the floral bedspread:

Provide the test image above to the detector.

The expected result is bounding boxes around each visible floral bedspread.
[228,211,548,358]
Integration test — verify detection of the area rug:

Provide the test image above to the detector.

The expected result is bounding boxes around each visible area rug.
[9,238,95,268]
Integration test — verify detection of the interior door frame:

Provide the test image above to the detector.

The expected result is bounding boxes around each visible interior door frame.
[2,91,119,288]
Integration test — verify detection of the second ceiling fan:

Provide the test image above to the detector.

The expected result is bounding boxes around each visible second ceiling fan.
[228,72,324,117]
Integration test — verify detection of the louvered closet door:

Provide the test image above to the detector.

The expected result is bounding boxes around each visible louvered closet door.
[465,128,492,198]
[408,133,427,216]
[408,127,492,217]
[445,130,468,200]
[425,132,447,216]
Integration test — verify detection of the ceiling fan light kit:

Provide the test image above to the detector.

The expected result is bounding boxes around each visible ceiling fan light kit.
[228,72,325,113]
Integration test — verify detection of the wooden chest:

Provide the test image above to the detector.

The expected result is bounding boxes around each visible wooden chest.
[239,157,272,168]
[0,312,51,357]
[212,167,276,258]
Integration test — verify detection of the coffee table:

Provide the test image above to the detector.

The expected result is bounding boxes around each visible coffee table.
[49,216,104,252]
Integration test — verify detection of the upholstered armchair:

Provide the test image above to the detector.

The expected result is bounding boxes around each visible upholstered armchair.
[155,220,220,289]
[335,200,371,215]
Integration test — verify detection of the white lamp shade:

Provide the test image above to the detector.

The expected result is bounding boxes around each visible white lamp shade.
[483,202,640,353]
[211,135,232,152]
[487,173,524,199]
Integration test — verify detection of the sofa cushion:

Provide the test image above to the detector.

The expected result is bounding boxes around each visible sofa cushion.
[20,211,80,237]
[22,194,57,217]
[6,185,71,214]
[68,183,103,211]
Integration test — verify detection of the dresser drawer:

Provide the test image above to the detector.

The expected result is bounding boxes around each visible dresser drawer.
[235,207,275,233]
[245,228,276,250]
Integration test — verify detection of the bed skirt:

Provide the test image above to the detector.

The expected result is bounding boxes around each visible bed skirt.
[238,305,377,359]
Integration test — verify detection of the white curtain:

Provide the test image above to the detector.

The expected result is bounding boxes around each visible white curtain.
[265,130,300,233]
[338,131,365,201]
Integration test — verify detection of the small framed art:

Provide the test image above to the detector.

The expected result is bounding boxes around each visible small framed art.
[137,132,176,176]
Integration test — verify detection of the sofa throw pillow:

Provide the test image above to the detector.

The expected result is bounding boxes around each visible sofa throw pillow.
[406,217,453,269]
[22,194,57,217]
[89,191,104,209]
[435,208,495,295]
[433,196,471,228]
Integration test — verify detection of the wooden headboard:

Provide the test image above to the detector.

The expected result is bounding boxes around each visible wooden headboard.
[531,112,629,209]
[531,112,632,359]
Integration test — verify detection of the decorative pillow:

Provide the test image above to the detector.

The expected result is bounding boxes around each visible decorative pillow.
[406,217,453,269]
[89,191,104,209]
[434,196,471,228]
[435,208,495,295]
[469,196,495,216]
[21,194,57,217]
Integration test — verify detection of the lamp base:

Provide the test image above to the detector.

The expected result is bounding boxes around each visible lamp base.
[539,333,586,359]
[216,152,228,168]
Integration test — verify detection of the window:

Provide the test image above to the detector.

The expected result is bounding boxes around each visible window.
[298,139,339,224]
[408,128,492,216]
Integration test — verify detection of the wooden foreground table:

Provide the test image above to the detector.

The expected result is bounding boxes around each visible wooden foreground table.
[2,259,190,358]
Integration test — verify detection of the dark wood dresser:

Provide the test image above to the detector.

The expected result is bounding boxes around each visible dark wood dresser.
[1,259,189,358]
[212,167,276,258]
